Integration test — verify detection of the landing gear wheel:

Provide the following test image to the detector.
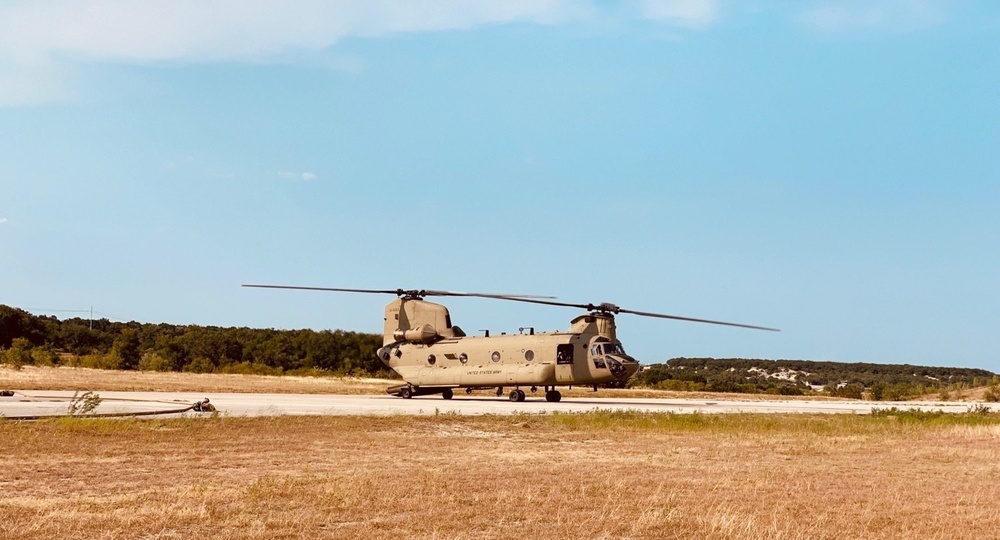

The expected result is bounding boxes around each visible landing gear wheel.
[509,389,526,402]
[496,387,504,397]
[442,388,453,400]
[545,390,562,403]
[400,386,413,399]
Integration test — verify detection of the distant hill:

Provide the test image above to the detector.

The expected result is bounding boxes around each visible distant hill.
[630,357,998,400]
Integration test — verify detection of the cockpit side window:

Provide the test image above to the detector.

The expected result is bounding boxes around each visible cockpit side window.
[602,343,626,356]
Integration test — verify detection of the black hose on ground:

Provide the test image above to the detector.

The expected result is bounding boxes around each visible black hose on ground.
[1,391,212,421]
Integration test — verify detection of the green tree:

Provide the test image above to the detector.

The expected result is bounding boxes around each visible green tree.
[109,328,142,370]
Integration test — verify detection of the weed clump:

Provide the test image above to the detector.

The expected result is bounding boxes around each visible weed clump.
[67,391,102,416]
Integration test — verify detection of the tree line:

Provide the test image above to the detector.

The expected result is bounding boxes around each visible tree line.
[629,357,999,400]
[5,304,997,399]
[0,305,386,376]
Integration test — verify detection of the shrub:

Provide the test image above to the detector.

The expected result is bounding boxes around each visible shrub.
[31,347,59,367]
[182,356,216,374]
[983,380,1000,403]
[78,353,121,370]
[2,338,33,370]
[138,352,174,372]
[218,361,282,376]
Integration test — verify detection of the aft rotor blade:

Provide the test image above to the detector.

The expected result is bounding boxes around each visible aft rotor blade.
[617,308,780,332]
[485,296,603,310]
[493,297,779,332]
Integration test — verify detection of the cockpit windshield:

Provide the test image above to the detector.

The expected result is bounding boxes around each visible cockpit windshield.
[602,343,626,356]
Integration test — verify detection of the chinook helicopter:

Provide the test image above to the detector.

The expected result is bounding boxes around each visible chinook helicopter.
[243,285,778,402]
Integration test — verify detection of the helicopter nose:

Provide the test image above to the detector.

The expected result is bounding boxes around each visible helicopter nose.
[623,360,640,378]
[607,357,641,380]
[605,357,635,379]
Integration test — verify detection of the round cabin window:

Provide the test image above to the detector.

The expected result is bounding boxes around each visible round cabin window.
[491,351,501,363]
[524,350,534,361]
[427,354,436,365]
[459,353,468,364]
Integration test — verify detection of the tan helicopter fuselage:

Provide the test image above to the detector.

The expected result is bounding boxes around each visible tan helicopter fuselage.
[375,298,640,396]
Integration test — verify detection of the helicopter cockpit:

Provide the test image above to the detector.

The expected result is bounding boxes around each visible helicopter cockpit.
[589,339,639,378]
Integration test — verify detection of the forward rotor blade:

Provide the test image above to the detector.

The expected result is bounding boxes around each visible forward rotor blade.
[426,291,557,300]
[242,284,405,295]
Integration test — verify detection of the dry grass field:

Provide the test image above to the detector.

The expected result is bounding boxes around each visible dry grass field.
[0,365,393,394]
[2,411,999,539]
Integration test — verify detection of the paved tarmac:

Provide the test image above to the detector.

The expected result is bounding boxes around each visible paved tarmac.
[0,390,986,419]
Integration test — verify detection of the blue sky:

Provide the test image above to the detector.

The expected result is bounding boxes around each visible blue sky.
[1,0,998,371]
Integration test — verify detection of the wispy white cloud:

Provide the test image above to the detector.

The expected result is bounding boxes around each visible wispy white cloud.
[636,0,719,29]
[797,0,947,35]
[279,171,318,182]
[0,217,9,224]
[0,0,590,107]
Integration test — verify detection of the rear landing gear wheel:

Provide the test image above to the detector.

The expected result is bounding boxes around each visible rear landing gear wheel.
[400,386,412,399]
[496,387,504,397]
[442,388,453,400]
[545,390,562,402]
[509,389,526,402]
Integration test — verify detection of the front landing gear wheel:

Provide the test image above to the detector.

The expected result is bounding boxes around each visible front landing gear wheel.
[442,388,453,400]
[400,386,413,399]
[545,390,562,402]
[509,389,526,402]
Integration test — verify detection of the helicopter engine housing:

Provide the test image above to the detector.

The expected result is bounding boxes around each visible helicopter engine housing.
[393,324,439,344]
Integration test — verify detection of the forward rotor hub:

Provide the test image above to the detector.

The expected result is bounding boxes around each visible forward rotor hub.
[590,302,621,314]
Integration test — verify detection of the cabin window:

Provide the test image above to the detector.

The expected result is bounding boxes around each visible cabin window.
[427,354,436,365]
[556,344,574,365]
[593,358,607,369]
[524,350,534,361]
[459,353,468,364]
[491,351,501,362]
